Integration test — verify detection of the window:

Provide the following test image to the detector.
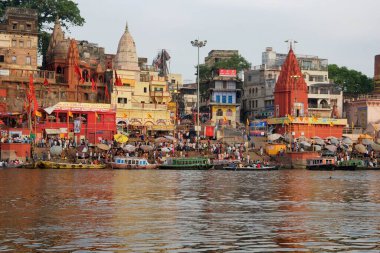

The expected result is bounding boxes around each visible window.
[223,82,227,89]
[11,56,16,63]
[26,23,32,30]
[248,75,252,82]
[255,100,258,107]
[19,41,24,48]
[216,95,220,103]
[216,109,223,116]
[144,87,147,93]
[26,56,31,65]
[0,55,4,62]
[222,96,226,103]
[12,40,17,47]
[226,109,233,116]
[12,23,18,30]
[118,97,127,104]
[26,40,31,48]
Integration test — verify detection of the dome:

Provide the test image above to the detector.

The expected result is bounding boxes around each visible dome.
[114,22,139,71]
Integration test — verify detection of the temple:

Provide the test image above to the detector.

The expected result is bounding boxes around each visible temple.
[268,46,347,139]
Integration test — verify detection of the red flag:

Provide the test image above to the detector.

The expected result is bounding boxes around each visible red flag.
[118,77,122,86]
[105,84,109,99]
[43,77,49,86]
[74,64,84,83]
[114,70,118,86]
[91,78,96,92]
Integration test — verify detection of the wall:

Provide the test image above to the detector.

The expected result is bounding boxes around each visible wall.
[1,143,31,162]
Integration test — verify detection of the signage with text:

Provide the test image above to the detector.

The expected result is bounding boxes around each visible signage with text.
[219,69,237,77]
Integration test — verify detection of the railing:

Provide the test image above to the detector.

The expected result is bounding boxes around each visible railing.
[150,91,170,97]
[308,104,331,109]
[343,127,363,134]
[130,102,167,110]
[5,68,55,80]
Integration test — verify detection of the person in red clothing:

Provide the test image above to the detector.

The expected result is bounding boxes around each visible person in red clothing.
[257,163,261,169]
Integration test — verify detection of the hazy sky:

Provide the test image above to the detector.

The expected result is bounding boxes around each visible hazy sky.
[69,0,380,83]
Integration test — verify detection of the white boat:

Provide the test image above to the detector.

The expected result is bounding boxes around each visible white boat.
[110,157,157,170]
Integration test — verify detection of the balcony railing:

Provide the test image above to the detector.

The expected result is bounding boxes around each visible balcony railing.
[3,68,55,81]
[131,102,167,110]
[150,91,170,97]
[308,104,331,109]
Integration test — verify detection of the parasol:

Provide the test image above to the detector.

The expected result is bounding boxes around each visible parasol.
[312,136,322,139]
[313,145,322,151]
[342,137,352,145]
[325,136,338,140]
[371,142,380,152]
[314,138,325,146]
[160,147,171,153]
[123,144,136,152]
[50,145,63,156]
[355,144,367,154]
[267,133,282,141]
[114,133,128,144]
[164,135,177,142]
[140,145,154,152]
[155,137,167,143]
[300,141,311,147]
[330,138,339,145]
[97,143,110,151]
[362,138,373,145]
[325,145,337,152]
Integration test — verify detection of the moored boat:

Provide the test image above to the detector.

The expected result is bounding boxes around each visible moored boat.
[159,157,213,170]
[35,161,106,169]
[110,157,157,169]
[223,164,279,171]
[335,159,364,170]
[306,157,335,170]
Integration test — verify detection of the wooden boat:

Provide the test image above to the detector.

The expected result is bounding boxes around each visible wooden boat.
[223,164,279,171]
[335,159,364,170]
[159,157,213,170]
[110,157,157,169]
[212,159,240,170]
[35,161,106,169]
[306,157,336,170]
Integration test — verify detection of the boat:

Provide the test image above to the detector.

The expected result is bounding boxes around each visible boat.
[35,161,106,169]
[223,163,279,171]
[335,159,364,170]
[110,156,157,169]
[159,157,213,170]
[306,157,336,170]
[212,159,240,170]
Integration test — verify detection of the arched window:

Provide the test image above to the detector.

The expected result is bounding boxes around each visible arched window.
[98,75,103,83]
[82,69,89,82]
[216,109,223,116]
[56,66,62,74]
[226,109,233,116]
[320,99,328,108]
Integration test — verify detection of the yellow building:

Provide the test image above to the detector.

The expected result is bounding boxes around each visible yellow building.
[111,23,174,133]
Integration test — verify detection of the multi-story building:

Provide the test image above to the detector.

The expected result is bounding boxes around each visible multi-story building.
[200,72,241,129]
[243,47,343,120]
[204,50,239,67]
[178,83,197,117]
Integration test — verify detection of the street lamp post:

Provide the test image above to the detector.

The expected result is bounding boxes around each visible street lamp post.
[191,39,207,151]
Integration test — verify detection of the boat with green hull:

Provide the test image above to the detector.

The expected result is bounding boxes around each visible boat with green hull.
[159,157,213,170]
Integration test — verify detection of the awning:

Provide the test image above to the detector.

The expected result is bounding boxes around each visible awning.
[45,129,62,135]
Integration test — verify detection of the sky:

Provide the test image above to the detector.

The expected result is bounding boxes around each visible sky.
[68,0,380,83]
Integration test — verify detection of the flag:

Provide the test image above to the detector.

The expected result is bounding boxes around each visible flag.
[114,70,122,86]
[74,64,84,83]
[147,113,153,119]
[29,75,38,114]
[118,77,122,86]
[287,114,294,122]
[123,113,128,118]
[329,121,334,127]
[105,84,110,99]
[91,78,96,92]
[223,116,227,123]
[43,77,49,86]
[95,112,98,118]
[68,111,73,117]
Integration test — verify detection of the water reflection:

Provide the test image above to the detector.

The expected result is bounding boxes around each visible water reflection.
[0,169,380,252]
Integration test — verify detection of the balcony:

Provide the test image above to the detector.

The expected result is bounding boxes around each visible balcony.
[150,91,170,97]
[308,104,331,110]
[207,98,241,106]
[1,68,55,83]
[131,102,167,110]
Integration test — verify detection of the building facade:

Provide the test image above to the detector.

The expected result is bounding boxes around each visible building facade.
[243,47,343,120]
[204,50,239,67]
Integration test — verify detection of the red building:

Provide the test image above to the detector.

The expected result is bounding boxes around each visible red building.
[270,47,347,139]
[37,102,116,144]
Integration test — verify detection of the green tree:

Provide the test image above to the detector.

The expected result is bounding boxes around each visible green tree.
[328,64,374,94]
[197,54,251,82]
[0,0,85,67]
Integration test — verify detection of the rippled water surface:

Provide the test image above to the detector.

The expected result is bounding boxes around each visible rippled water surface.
[1,169,380,252]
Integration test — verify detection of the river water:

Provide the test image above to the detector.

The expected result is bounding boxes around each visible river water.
[0,169,380,252]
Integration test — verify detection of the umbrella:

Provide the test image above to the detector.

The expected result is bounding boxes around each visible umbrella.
[160,147,171,153]
[342,137,352,145]
[325,136,338,140]
[313,145,322,151]
[330,138,339,145]
[298,136,309,142]
[97,143,110,151]
[123,144,136,152]
[355,144,367,154]
[140,145,154,152]
[314,138,325,145]
[312,136,322,139]
[268,133,282,141]
[50,145,62,156]
[325,145,337,152]
[114,133,128,144]
[371,142,380,152]
[300,141,311,147]
[362,139,373,145]
[164,135,177,142]
[155,137,167,143]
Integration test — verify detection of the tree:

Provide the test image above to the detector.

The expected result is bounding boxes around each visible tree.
[197,54,251,82]
[328,64,374,94]
[0,0,85,67]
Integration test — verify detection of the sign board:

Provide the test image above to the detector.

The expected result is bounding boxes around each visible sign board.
[30,133,36,140]
[194,125,202,132]
[73,120,81,133]
[219,69,237,77]
[0,69,10,76]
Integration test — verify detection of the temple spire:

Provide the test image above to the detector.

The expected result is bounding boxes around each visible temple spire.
[125,21,128,32]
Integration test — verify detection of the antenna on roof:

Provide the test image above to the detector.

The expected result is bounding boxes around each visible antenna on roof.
[285,39,298,51]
